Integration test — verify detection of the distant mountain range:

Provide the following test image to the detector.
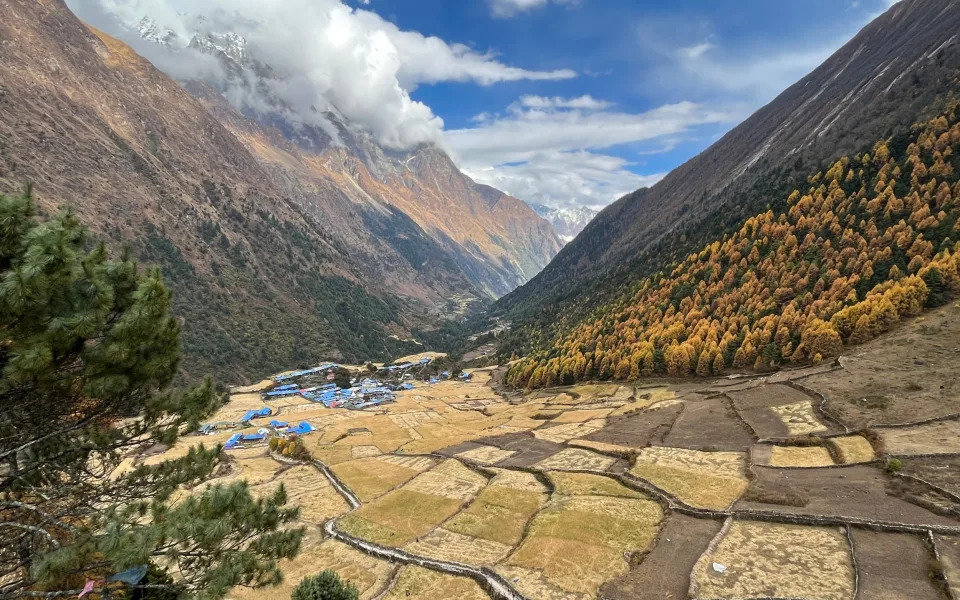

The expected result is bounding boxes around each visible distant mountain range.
[0,0,562,381]
[528,203,598,243]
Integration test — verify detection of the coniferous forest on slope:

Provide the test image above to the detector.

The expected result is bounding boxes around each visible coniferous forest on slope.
[506,106,960,388]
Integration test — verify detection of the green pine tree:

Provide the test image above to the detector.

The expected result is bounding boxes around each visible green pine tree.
[290,571,359,600]
[0,190,304,599]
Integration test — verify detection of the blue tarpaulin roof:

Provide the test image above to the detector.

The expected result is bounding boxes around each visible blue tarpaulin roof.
[241,433,265,441]
[241,407,271,421]
[290,421,314,435]
[269,420,288,428]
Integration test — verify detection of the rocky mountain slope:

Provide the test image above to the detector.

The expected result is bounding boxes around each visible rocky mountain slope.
[495,0,960,351]
[0,0,561,381]
[529,203,598,243]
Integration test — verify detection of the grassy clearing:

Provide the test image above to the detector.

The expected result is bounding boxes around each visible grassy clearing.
[691,521,854,600]
[338,489,464,546]
[828,435,876,463]
[768,445,836,468]
[445,484,546,546]
[548,472,643,498]
[382,566,488,600]
[535,448,616,472]
[330,457,426,502]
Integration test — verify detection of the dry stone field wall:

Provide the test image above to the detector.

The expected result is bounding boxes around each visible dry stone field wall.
[149,311,960,600]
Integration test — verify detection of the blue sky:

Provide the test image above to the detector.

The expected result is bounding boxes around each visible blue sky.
[75,0,900,210]
[363,0,899,208]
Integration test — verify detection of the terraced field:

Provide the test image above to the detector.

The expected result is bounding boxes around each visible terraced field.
[139,307,960,599]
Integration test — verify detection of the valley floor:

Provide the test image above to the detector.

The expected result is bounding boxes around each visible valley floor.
[148,303,960,600]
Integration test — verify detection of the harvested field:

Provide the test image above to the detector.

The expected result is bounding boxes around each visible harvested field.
[402,459,487,500]
[936,534,960,597]
[690,521,855,600]
[252,464,348,524]
[535,448,616,472]
[338,489,464,546]
[829,435,876,463]
[403,527,511,566]
[600,514,723,600]
[330,456,430,502]
[548,408,614,423]
[532,419,606,443]
[503,493,662,597]
[659,398,754,451]
[806,303,960,428]
[770,400,829,435]
[583,402,682,448]
[456,445,516,465]
[381,566,488,600]
[495,565,589,600]
[548,472,643,498]
[630,447,748,510]
[765,444,836,467]
[729,383,833,438]
[850,529,942,600]
[739,465,960,527]
[879,420,960,456]
[568,438,636,455]
[228,532,394,600]
[445,481,547,546]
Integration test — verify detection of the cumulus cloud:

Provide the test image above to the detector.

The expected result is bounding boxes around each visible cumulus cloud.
[489,0,579,18]
[449,97,732,208]
[67,0,576,150]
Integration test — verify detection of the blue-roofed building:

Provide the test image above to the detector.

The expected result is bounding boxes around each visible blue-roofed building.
[241,407,272,422]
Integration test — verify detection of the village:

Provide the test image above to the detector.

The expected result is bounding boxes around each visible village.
[199,356,474,450]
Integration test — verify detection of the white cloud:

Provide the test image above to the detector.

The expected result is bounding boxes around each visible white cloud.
[68,0,575,150]
[449,98,732,208]
[515,94,612,110]
[489,0,579,18]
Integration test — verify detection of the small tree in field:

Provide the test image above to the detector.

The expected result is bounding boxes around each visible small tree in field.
[291,571,358,600]
[0,190,304,599]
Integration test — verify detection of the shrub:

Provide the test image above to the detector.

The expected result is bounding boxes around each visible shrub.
[886,457,903,473]
[291,571,358,600]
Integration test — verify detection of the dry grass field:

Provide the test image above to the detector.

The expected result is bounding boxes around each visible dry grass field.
[770,400,829,435]
[330,456,432,502]
[829,435,876,463]
[445,479,547,546]
[690,521,855,600]
[404,527,512,566]
[534,448,616,472]
[548,472,643,498]
[629,447,748,509]
[766,445,836,467]
[503,492,663,597]
[381,566,488,600]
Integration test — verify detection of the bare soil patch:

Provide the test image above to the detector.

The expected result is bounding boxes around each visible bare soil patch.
[474,432,565,468]
[600,514,723,600]
[805,304,960,429]
[690,521,855,600]
[582,402,682,448]
[936,534,960,598]
[729,383,835,438]
[879,420,960,456]
[901,456,960,498]
[659,398,754,451]
[738,465,960,527]
[851,529,942,600]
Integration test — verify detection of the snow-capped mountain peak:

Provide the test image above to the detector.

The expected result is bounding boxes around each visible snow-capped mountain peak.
[528,203,598,243]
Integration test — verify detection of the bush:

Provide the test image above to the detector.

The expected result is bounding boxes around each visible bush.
[291,571,358,600]
[886,457,903,473]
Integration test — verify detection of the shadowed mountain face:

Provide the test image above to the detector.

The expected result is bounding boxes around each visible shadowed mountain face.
[496,0,960,340]
[0,0,561,381]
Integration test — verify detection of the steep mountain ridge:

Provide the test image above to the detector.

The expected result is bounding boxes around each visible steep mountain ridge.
[0,0,560,381]
[496,0,960,347]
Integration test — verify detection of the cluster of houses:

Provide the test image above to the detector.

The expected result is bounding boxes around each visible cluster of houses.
[204,358,475,450]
